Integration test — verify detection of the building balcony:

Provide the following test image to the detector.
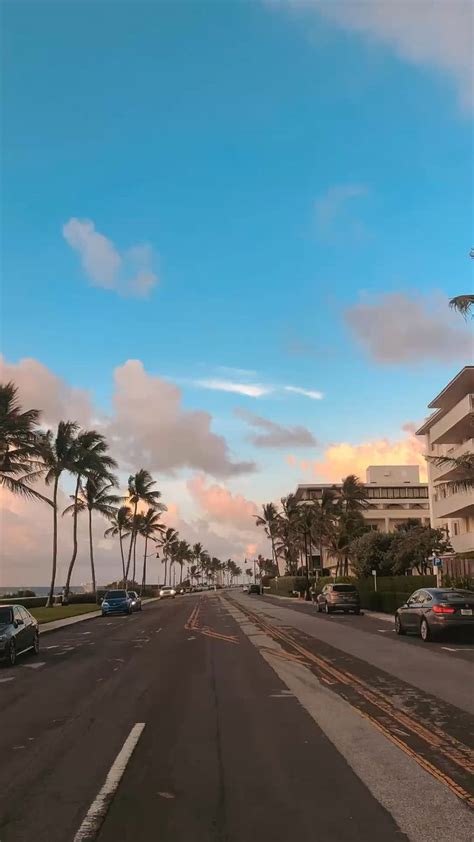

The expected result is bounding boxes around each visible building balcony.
[429,394,474,445]
[433,488,474,519]
[430,438,474,482]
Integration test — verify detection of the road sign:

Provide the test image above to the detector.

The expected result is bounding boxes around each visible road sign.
[433,557,442,567]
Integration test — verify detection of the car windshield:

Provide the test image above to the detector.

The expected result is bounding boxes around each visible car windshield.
[105,591,127,600]
[332,585,357,593]
[438,591,474,602]
[0,607,13,624]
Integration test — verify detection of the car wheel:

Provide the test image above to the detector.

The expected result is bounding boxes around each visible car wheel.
[32,631,40,655]
[420,618,431,642]
[6,640,16,667]
[324,603,332,614]
[395,614,405,635]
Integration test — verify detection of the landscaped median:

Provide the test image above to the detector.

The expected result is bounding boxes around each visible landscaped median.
[30,603,100,624]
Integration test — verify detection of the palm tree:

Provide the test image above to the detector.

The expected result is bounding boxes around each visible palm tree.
[63,430,117,599]
[0,382,48,501]
[104,506,132,583]
[125,470,165,582]
[449,295,474,318]
[175,540,191,585]
[38,421,79,606]
[138,508,165,594]
[255,502,280,573]
[64,473,120,597]
[310,488,339,572]
[157,527,179,586]
[339,474,368,512]
[428,453,474,494]
[245,567,253,581]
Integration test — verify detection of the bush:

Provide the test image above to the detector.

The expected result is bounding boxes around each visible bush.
[360,591,408,613]
[268,576,315,596]
[0,596,48,608]
[442,574,473,591]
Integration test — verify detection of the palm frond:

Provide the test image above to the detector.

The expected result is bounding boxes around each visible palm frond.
[449,295,474,318]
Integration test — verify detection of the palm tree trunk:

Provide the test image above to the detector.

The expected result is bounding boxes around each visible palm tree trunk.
[47,475,60,607]
[141,535,148,596]
[119,529,126,584]
[125,502,138,580]
[88,507,96,598]
[164,557,168,586]
[64,474,81,601]
[132,532,137,584]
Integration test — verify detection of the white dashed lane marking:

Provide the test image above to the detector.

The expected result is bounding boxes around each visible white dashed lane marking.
[22,662,46,669]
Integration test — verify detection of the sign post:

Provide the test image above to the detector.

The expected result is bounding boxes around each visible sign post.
[372,569,377,593]
[432,556,442,587]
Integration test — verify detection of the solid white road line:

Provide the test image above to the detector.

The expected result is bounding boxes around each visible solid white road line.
[73,722,145,842]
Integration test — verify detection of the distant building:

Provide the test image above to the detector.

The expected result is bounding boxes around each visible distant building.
[294,465,430,573]
[416,366,474,563]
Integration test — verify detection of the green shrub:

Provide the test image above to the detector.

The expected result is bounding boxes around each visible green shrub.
[269,576,315,596]
[360,591,410,613]
[0,596,47,608]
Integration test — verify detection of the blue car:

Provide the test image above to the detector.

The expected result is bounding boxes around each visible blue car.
[101,589,132,616]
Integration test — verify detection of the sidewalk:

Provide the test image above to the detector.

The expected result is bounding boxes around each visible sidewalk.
[39,597,161,634]
[264,592,393,624]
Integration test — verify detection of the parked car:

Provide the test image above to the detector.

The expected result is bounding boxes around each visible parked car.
[159,586,176,599]
[316,584,360,614]
[0,605,40,666]
[395,588,474,641]
[248,584,261,595]
[127,591,142,612]
[101,590,133,616]
[242,584,249,593]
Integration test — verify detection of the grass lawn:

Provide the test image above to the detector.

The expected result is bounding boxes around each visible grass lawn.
[31,604,100,624]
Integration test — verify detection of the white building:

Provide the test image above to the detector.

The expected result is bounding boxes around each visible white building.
[416,366,474,558]
[294,465,430,572]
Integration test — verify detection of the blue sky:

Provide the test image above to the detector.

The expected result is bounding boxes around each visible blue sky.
[2,0,473,575]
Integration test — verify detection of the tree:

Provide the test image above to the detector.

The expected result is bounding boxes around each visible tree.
[245,567,253,581]
[325,509,369,576]
[387,523,453,575]
[125,470,165,582]
[39,421,79,606]
[63,430,117,599]
[427,452,474,494]
[138,507,164,594]
[64,473,120,597]
[255,503,280,573]
[175,540,192,585]
[0,382,47,501]
[157,527,179,586]
[449,295,474,318]
[104,506,132,583]
[275,495,302,574]
[349,531,394,577]
[339,474,368,512]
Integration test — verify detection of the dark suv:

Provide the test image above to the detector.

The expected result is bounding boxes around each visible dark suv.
[248,584,261,595]
[316,584,360,615]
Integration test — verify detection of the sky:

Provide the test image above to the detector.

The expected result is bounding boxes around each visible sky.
[1,0,473,586]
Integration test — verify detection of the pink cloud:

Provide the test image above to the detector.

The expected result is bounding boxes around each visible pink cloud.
[187,474,258,531]
[0,355,93,428]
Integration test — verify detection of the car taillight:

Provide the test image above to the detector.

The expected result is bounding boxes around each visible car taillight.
[432,604,455,614]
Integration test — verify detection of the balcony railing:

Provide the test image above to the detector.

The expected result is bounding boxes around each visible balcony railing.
[430,438,474,482]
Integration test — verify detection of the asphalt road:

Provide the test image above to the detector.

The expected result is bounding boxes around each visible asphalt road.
[0,592,472,842]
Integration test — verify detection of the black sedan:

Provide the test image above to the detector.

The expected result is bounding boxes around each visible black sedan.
[395,588,474,641]
[0,604,40,666]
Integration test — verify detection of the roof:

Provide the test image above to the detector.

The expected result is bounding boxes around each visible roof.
[428,367,474,410]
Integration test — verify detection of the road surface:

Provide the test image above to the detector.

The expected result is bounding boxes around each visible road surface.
[0,592,472,842]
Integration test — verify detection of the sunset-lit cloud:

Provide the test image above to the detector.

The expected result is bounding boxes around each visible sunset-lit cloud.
[187,474,258,531]
[313,424,427,483]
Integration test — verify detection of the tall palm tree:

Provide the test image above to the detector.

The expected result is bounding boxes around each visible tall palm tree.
[38,421,79,606]
[192,542,203,577]
[255,502,280,573]
[176,540,191,585]
[138,508,165,594]
[104,506,132,583]
[63,430,117,599]
[157,527,179,586]
[125,470,165,582]
[0,382,47,501]
[64,473,120,597]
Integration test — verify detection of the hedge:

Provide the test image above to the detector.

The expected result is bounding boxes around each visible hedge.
[268,576,316,597]
[359,591,409,613]
[0,596,48,608]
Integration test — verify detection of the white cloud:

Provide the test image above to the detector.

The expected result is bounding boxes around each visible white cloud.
[284,385,324,400]
[272,0,473,110]
[345,292,472,364]
[63,218,158,298]
[194,379,272,398]
[315,183,367,236]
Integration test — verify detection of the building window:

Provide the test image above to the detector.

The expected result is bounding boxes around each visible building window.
[453,522,459,536]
